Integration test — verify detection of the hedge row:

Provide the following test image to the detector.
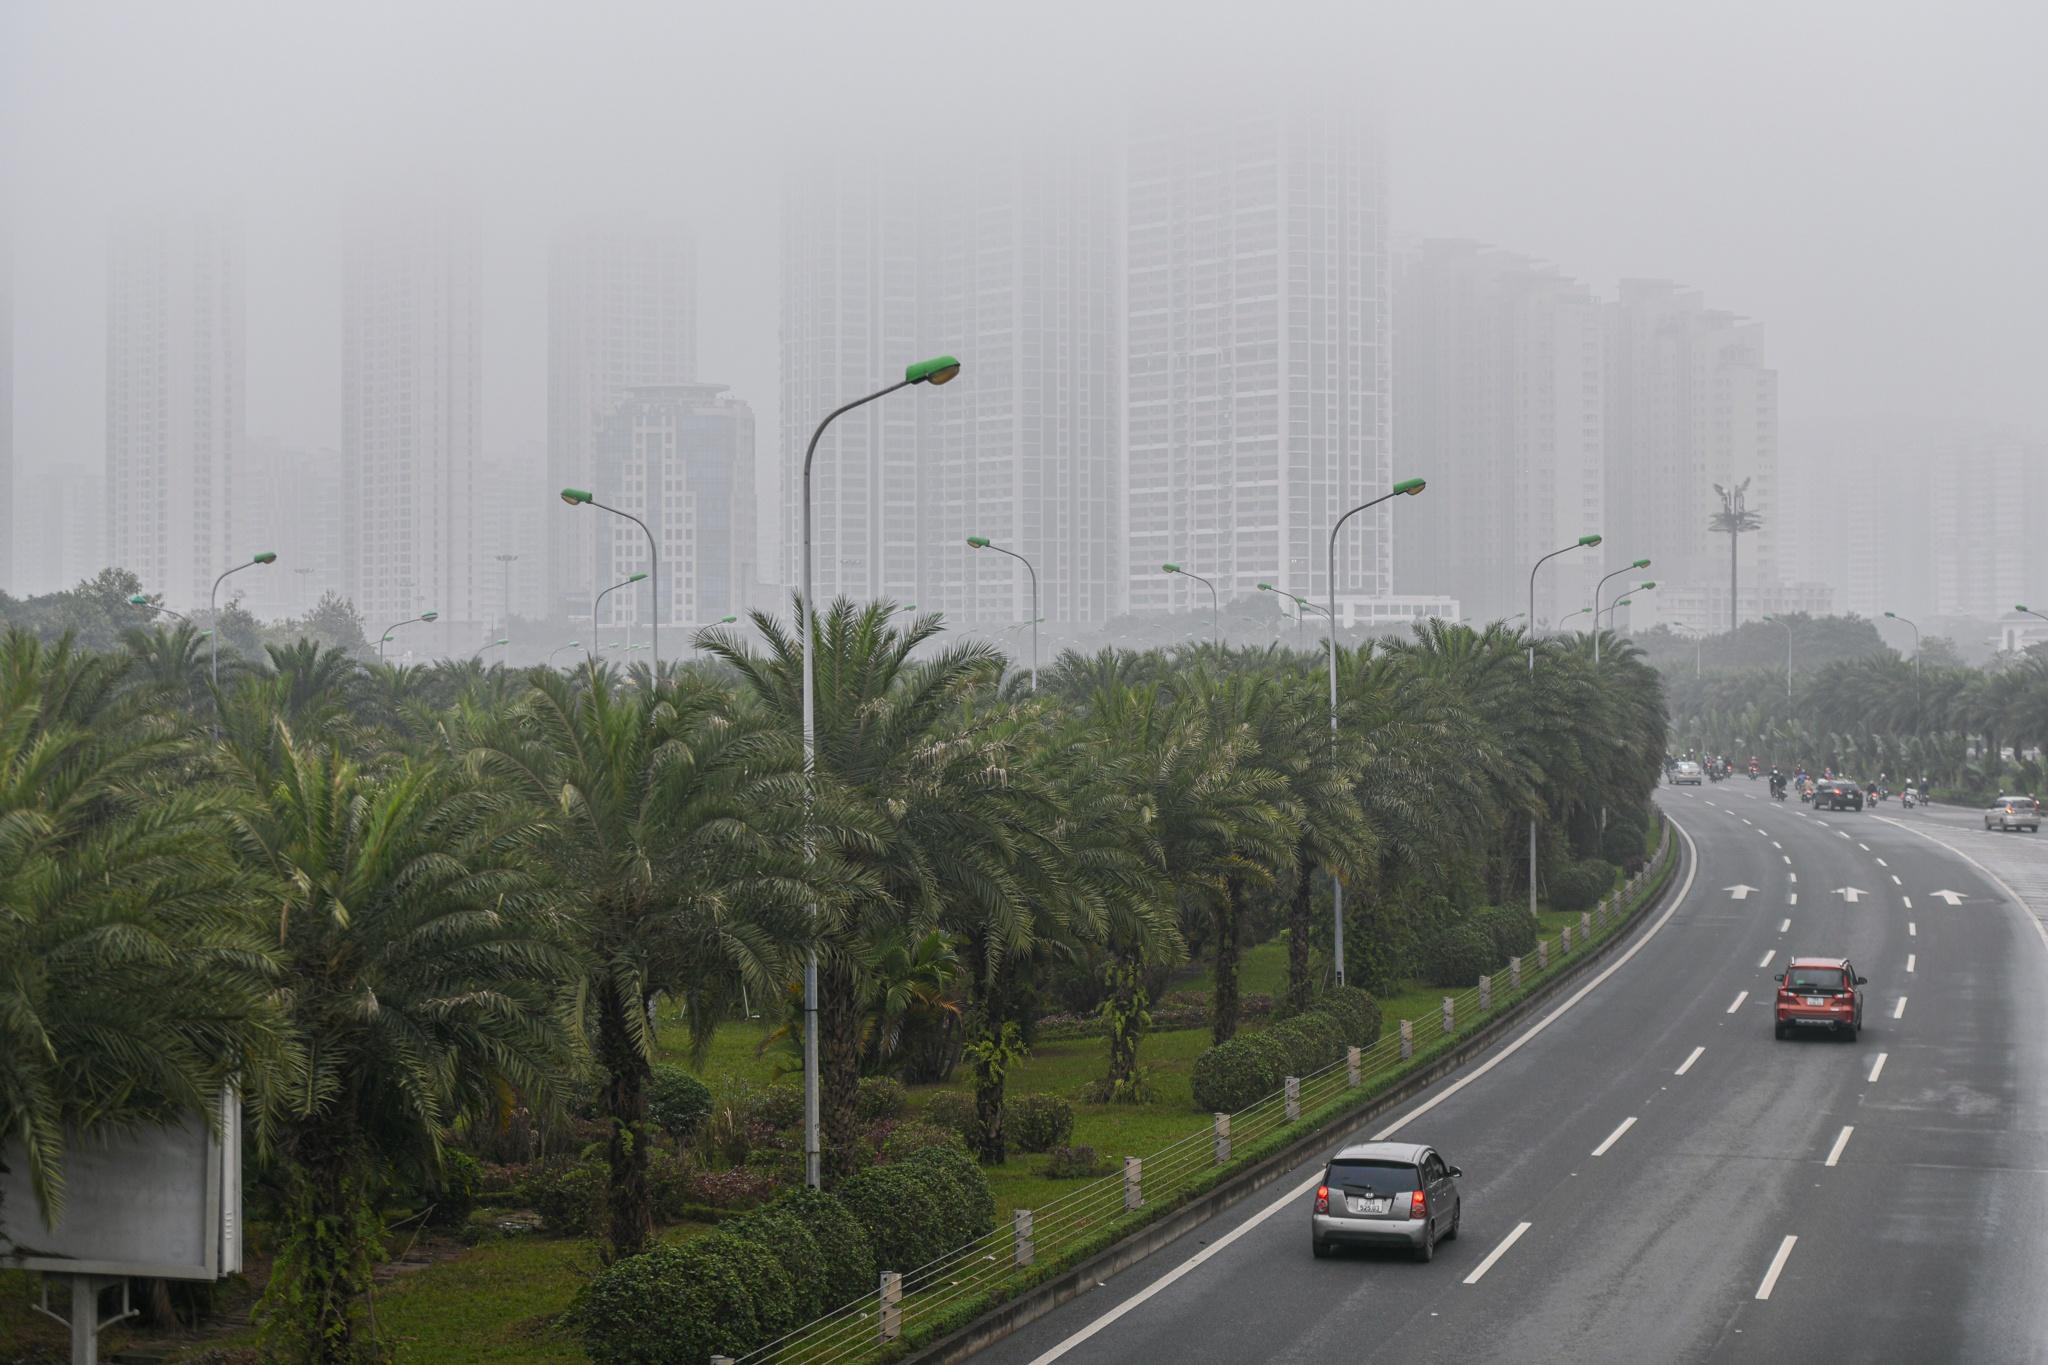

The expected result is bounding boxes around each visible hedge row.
[1189,985,1381,1114]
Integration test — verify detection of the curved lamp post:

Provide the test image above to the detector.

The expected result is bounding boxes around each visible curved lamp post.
[128,593,190,624]
[208,552,277,719]
[1163,563,1219,651]
[546,641,580,668]
[799,353,961,1189]
[1258,581,1329,639]
[592,571,649,661]
[1602,581,1655,629]
[379,609,438,662]
[1561,606,1593,630]
[1527,533,1603,916]
[561,488,660,673]
[1592,558,1649,665]
[476,637,509,660]
[967,535,1040,691]
[1323,477,1428,984]
[1763,613,1795,698]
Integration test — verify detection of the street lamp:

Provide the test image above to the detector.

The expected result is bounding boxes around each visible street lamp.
[1258,581,1328,639]
[378,610,438,662]
[560,489,661,673]
[1591,558,1649,665]
[546,641,580,668]
[593,571,649,661]
[494,553,520,657]
[1763,614,1794,699]
[476,637,509,660]
[128,593,190,624]
[1527,533,1603,917]
[1561,606,1593,630]
[967,535,1040,691]
[208,551,278,707]
[1324,476,1428,984]
[1884,611,1920,674]
[798,353,961,1189]
[1602,581,1655,629]
[1163,563,1219,652]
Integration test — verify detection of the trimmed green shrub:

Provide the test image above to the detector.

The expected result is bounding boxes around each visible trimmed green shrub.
[882,1148,979,1253]
[721,1209,828,1323]
[1305,985,1383,1049]
[1189,1029,1290,1114]
[1043,1144,1107,1179]
[878,1120,960,1162]
[837,1163,951,1274]
[646,1065,714,1144]
[425,1150,483,1229]
[771,1187,874,1309]
[1601,814,1650,872]
[1478,907,1539,962]
[904,1141,995,1240]
[703,1230,797,1341]
[1424,921,1500,988]
[520,1158,605,1236]
[739,1082,805,1131]
[856,1076,909,1123]
[1009,1094,1076,1154]
[580,1233,774,1365]
[922,1090,977,1139]
[1266,1011,1345,1076]
[1550,858,1619,913]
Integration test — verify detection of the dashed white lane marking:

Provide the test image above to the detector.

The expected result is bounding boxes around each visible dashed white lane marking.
[1779,918,1791,932]
[1757,950,1775,968]
[1463,1222,1533,1286]
[1893,996,1908,1019]
[1728,990,1749,1013]
[1789,894,1798,906]
[1892,874,1903,885]
[1839,831,1853,840]
[1773,841,1783,849]
[1782,855,1792,865]
[1908,922,1916,936]
[1816,819,1830,827]
[1859,842,1871,851]
[1824,1126,1855,1168]
[1903,896,1912,909]
[1907,954,1916,973]
[1743,818,1754,826]
[1876,857,1888,867]
[1591,1116,1638,1157]
[1789,872,1798,883]
[1756,1235,1799,1300]
[1869,1053,1888,1083]
[1676,1046,1704,1076]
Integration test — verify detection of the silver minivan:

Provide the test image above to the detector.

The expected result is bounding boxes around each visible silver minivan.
[1310,1141,1462,1262]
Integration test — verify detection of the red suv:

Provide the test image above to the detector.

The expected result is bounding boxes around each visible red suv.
[1774,956,1867,1040]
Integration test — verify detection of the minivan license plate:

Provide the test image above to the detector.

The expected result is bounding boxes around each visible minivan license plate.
[1347,1196,1389,1215]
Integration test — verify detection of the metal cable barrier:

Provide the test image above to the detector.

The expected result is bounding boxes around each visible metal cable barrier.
[730,825,1675,1365]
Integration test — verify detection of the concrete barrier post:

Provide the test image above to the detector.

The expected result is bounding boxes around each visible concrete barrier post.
[1582,911,1593,937]
[1125,1156,1143,1211]
[1400,1017,1414,1059]
[1562,924,1572,954]
[1213,1112,1231,1165]
[1346,1045,1361,1088]
[1479,974,1492,1011]
[1441,995,1454,1034]
[1284,1075,1301,1122]
[1538,939,1550,970]
[1014,1208,1034,1267]
[879,1271,903,1343]
[1510,955,1522,989]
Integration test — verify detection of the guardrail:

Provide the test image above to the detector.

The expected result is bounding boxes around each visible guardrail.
[720,816,1678,1365]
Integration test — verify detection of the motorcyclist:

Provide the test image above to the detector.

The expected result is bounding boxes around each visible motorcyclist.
[1769,768,1786,799]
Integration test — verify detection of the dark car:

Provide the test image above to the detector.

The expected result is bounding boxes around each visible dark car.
[1814,780,1864,811]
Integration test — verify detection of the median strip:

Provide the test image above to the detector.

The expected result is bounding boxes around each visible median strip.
[1755,1235,1799,1300]
[1591,1116,1637,1157]
[1463,1222,1532,1285]
[1824,1125,1854,1167]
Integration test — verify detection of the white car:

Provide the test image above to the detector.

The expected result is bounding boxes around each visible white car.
[1671,761,1704,786]
[1986,796,2041,832]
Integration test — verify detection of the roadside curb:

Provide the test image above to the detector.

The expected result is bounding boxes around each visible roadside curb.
[898,823,1691,1365]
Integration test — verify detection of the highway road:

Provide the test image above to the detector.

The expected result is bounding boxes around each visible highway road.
[965,783,2048,1364]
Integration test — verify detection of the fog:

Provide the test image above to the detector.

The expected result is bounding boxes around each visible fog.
[3,0,2045,641]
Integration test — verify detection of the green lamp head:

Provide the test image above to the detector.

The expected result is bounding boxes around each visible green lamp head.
[127,593,149,606]
[252,551,278,565]
[907,354,962,386]
[421,611,439,622]
[966,535,991,548]
[1633,558,1651,569]
[492,638,508,647]
[1640,580,1657,590]
[719,615,737,624]
[560,487,593,506]
[1392,477,1426,496]
[2020,605,2034,614]
[1257,582,1276,592]
[1579,534,1603,548]
[1616,597,1633,608]
[1163,563,1182,575]
[1885,611,1900,620]
[627,571,648,584]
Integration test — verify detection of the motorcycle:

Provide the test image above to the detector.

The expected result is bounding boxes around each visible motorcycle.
[1771,783,1788,802]
[1902,789,1919,809]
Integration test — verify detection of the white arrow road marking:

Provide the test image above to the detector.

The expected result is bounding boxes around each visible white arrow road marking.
[1832,887,1867,903]
[1931,890,1966,906]
[1463,1222,1532,1285]
[1728,990,1749,1013]
[1676,1046,1704,1075]
[1824,1126,1854,1168]
[1592,1116,1637,1156]
[1756,1236,1799,1300]
[1868,1052,1887,1082]
[1758,950,1776,968]
[1907,954,1916,973]
[1893,996,1908,1019]
[1779,918,1791,932]
[1725,884,1758,900]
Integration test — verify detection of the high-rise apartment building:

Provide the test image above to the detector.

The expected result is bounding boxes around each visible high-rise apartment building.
[1125,96,1400,620]
[1394,240,1605,627]
[1605,280,1779,629]
[547,220,697,620]
[593,383,756,637]
[1,229,13,593]
[14,468,105,597]
[1930,432,2048,622]
[780,144,1122,628]
[478,440,550,647]
[104,211,244,608]
[341,211,482,645]
[234,438,344,621]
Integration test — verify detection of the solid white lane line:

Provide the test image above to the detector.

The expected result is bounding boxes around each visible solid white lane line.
[1824,1126,1854,1168]
[1728,990,1749,1013]
[1676,1046,1704,1076]
[1779,918,1791,932]
[1893,996,1908,1019]
[1591,1116,1638,1157]
[1907,954,1916,973]
[1868,1053,1888,1083]
[1020,817,1707,1364]
[1908,922,1916,936]
[1757,950,1775,968]
[1756,1235,1799,1300]
[1464,1222,1533,1285]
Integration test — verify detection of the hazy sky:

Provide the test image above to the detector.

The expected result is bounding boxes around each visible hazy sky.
[5,0,2044,482]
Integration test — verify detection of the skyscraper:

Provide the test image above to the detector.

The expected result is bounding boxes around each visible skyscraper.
[342,210,481,643]
[1394,240,1605,627]
[104,210,244,608]
[234,438,344,621]
[1124,96,1397,621]
[14,467,105,597]
[1,227,13,594]
[781,145,1121,627]
[548,220,697,619]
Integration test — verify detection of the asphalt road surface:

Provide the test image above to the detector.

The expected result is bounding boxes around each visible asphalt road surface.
[965,784,2048,1364]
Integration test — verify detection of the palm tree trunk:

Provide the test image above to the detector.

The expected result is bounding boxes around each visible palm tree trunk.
[1102,953,1147,1098]
[822,958,864,1184]
[968,973,1012,1164]
[1212,877,1244,1044]
[265,1124,378,1363]
[596,981,653,1258]
[1285,852,1314,1013]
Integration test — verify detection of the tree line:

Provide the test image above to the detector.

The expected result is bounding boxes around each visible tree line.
[1,603,1666,1361]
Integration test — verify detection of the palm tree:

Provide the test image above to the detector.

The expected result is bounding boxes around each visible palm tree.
[459,669,819,1251]
[219,727,577,1360]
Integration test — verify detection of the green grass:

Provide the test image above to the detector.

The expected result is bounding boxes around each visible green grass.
[1176,937,1291,999]
[368,1235,595,1364]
